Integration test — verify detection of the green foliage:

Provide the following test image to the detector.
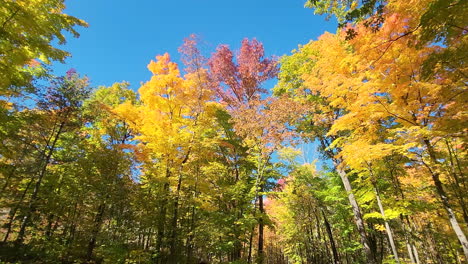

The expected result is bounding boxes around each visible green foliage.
[0,0,87,95]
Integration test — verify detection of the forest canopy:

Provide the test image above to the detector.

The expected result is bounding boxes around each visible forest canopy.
[0,0,467,263]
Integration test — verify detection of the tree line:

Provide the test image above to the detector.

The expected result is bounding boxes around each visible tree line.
[0,0,466,263]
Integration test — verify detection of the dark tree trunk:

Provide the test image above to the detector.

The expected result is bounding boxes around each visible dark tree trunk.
[169,173,183,263]
[257,186,264,264]
[322,210,340,264]
[2,177,34,242]
[86,203,106,260]
[248,226,254,263]
[16,121,65,244]
[154,166,171,264]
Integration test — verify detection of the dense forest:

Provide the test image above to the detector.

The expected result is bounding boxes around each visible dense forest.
[0,0,467,263]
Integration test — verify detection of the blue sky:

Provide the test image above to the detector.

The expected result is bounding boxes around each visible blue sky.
[54,0,337,91]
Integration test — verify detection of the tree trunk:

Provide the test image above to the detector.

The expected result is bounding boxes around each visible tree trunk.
[86,202,106,260]
[45,214,55,239]
[374,186,400,263]
[2,177,34,242]
[424,140,468,258]
[232,168,242,261]
[257,186,264,264]
[186,206,196,264]
[401,217,420,264]
[16,121,65,244]
[320,136,376,264]
[169,172,183,263]
[248,226,254,263]
[322,209,340,264]
[445,140,468,226]
[154,166,171,264]
[335,166,377,264]
[387,158,420,264]
[186,165,200,264]
[334,166,377,264]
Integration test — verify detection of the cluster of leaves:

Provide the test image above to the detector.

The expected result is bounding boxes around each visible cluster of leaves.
[0,0,87,96]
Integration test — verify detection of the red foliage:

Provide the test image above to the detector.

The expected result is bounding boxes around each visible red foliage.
[208,38,278,107]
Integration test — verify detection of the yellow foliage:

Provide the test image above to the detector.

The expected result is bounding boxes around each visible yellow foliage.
[114,53,219,167]
[299,5,466,172]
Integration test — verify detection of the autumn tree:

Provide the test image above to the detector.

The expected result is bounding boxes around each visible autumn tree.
[114,47,221,263]
[274,36,381,263]
[14,70,91,244]
[208,38,305,264]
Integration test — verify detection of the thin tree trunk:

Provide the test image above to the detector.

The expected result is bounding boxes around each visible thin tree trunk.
[445,140,468,226]
[186,165,200,264]
[427,223,444,264]
[322,209,340,264]
[412,241,420,264]
[232,168,242,261]
[186,205,196,264]
[401,217,420,264]
[320,136,376,264]
[146,228,153,250]
[154,165,170,264]
[388,160,420,264]
[64,201,79,246]
[169,172,183,263]
[45,214,55,239]
[257,186,264,264]
[374,185,400,263]
[248,226,254,264]
[2,177,34,242]
[16,121,65,244]
[406,243,416,263]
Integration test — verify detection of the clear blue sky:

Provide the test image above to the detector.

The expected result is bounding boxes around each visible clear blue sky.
[54,0,337,91]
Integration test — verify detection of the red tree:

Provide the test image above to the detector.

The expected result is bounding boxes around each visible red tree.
[208,38,278,107]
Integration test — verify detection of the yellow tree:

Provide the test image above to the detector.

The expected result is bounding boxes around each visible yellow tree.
[302,3,467,258]
[114,53,219,262]
[275,34,380,263]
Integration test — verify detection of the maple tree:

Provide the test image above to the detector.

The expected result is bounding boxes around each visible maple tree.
[114,49,220,262]
[209,38,295,264]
